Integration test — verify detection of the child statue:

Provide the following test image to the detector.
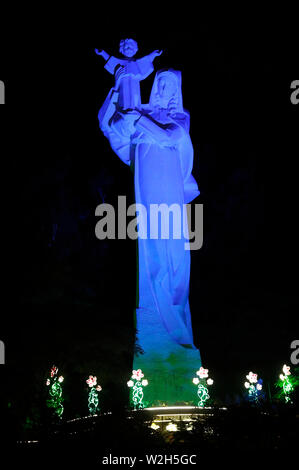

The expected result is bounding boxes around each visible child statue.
[95,38,162,111]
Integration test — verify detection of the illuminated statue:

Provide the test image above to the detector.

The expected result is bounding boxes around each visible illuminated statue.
[98,46,201,403]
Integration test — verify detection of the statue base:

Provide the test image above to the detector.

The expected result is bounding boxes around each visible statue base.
[133,343,201,406]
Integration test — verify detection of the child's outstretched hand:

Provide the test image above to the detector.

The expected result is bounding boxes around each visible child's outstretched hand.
[150,50,163,61]
[95,49,110,61]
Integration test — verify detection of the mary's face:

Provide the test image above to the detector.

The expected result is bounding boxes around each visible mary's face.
[157,76,176,102]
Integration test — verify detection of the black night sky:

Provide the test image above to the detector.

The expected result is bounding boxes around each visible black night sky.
[0,22,298,435]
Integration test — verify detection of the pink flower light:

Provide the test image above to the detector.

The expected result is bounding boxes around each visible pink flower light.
[283,365,291,376]
[51,366,58,378]
[86,376,97,388]
[196,367,209,379]
[132,369,144,381]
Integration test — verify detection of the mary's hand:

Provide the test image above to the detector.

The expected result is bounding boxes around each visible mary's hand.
[167,96,178,115]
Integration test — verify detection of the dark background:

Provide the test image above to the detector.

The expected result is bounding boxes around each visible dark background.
[0,23,298,431]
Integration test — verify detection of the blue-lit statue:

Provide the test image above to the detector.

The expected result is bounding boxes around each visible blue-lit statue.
[98,42,201,404]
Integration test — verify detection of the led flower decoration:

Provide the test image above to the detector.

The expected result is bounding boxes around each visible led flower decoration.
[132,369,144,381]
[51,366,58,378]
[282,364,291,376]
[46,365,64,418]
[86,376,97,388]
[128,369,148,409]
[275,364,298,404]
[246,372,258,384]
[244,371,264,404]
[193,366,214,407]
[86,375,102,415]
[196,367,209,379]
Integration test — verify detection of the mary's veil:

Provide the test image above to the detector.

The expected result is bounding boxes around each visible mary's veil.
[146,69,199,202]
[148,69,190,130]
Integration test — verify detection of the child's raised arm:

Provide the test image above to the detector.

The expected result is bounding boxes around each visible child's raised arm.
[95,49,110,62]
[148,50,163,62]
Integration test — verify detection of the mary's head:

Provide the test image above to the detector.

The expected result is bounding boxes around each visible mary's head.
[150,70,184,115]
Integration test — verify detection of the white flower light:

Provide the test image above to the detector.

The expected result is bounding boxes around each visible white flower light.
[244,382,250,389]
[256,384,262,391]
[283,365,291,376]
[127,380,134,388]
[246,372,258,384]
[193,378,200,385]
[141,379,148,387]
[58,376,64,383]
[207,378,214,386]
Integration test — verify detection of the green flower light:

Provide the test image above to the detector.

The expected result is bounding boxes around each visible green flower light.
[46,365,64,418]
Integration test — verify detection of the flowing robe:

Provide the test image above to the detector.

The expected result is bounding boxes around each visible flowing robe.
[99,70,200,354]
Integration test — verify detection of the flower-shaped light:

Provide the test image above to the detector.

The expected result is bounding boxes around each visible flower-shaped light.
[132,369,144,381]
[96,385,102,392]
[256,383,263,391]
[127,380,134,388]
[51,366,58,378]
[246,372,258,384]
[283,364,291,376]
[207,378,214,386]
[86,376,97,388]
[46,379,50,386]
[193,377,200,385]
[58,376,64,383]
[196,367,209,379]
[141,379,148,387]
[244,381,250,389]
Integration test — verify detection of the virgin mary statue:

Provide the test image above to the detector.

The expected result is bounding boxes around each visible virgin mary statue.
[99,69,201,404]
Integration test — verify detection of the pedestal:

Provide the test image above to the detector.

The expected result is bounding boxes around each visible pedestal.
[134,310,201,406]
